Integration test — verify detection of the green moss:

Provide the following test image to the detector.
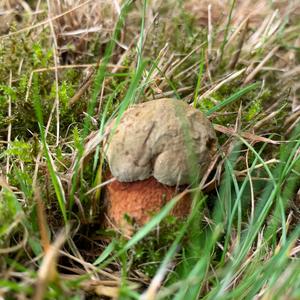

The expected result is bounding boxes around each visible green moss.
[5,139,33,163]
[0,189,23,240]
[129,216,184,277]
[245,98,262,122]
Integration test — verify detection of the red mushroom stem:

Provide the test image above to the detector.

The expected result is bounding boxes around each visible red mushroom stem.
[105,175,191,229]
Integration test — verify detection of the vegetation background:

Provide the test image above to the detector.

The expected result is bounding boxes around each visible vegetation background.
[0,0,299,299]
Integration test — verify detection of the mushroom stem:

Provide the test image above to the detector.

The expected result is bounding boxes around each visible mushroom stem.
[105,176,191,230]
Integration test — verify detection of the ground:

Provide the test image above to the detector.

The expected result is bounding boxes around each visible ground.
[0,0,299,299]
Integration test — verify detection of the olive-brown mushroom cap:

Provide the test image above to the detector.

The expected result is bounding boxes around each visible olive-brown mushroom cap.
[104,98,216,186]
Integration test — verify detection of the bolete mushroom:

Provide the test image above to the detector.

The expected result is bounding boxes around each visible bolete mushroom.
[103,98,216,229]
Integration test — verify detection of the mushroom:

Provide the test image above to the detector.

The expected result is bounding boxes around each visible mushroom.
[103,98,216,230]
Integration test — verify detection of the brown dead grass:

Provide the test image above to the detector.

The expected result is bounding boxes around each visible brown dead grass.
[49,0,121,58]
[185,0,300,123]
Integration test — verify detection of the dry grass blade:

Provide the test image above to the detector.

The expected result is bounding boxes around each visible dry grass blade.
[140,261,171,300]
[85,177,116,196]
[68,69,95,107]
[35,185,50,252]
[243,46,279,85]
[197,68,246,103]
[0,0,95,40]
[229,19,249,70]
[253,108,284,130]
[214,124,281,145]
[34,227,69,300]
[235,158,280,176]
[95,285,119,299]
[284,109,300,128]
[50,0,120,58]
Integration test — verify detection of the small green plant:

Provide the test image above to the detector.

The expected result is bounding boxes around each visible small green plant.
[5,139,33,163]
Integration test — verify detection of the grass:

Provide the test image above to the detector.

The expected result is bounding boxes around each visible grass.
[0,0,300,299]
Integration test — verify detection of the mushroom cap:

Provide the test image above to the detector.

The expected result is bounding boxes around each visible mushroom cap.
[104,98,216,186]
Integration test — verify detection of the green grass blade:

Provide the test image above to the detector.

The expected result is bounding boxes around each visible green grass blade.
[32,74,67,223]
[206,82,260,116]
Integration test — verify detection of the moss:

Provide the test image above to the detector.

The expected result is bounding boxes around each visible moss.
[0,32,85,138]
[116,216,184,278]
[245,98,263,122]
[5,139,33,163]
[0,189,23,244]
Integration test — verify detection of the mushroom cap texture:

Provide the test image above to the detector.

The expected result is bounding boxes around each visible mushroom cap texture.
[106,176,191,228]
[104,98,216,186]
